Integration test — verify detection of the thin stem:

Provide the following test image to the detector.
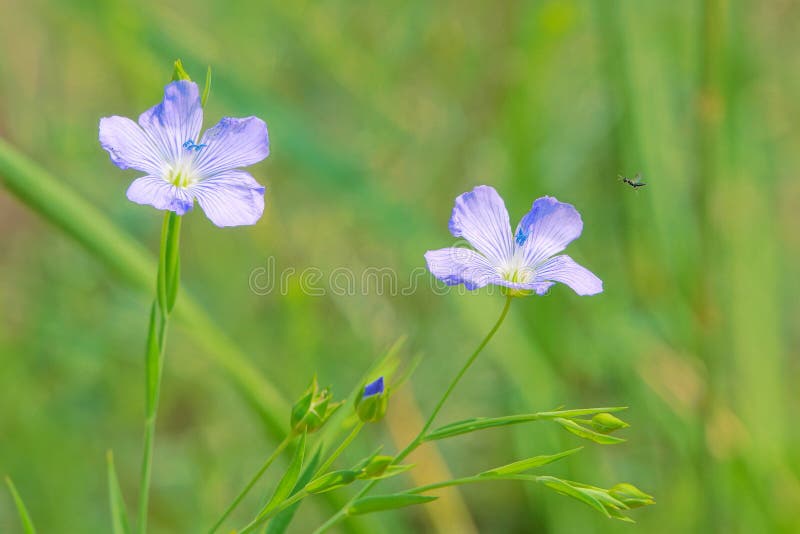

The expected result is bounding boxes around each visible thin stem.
[315,422,364,478]
[416,295,513,439]
[138,212,181,534]
[137,313,166,534]
[312,296,514,534]
[407,474,541,494]
[208,435,293,534]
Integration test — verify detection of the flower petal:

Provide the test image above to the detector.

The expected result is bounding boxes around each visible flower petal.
[534,255,603,296]
[424,247,505,290]
[126,175,194,215]
[194,117,270,177]
[138,81,203,164]
[448,185,514,266]
[515,196,583,267]
[99,116,163,174]
[191,170,266,227]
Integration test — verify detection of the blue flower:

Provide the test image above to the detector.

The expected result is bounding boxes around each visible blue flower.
[99,80,269,227]
[425,186,603,296]
[363,377,385,398]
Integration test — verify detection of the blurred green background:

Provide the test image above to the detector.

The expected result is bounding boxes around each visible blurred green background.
[1,0,798,532]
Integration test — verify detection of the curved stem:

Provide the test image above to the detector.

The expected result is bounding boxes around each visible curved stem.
[208,435,293,534]
[416,295,513,438]
[313,296,514,533]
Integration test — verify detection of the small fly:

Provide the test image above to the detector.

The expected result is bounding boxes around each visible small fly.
[182,139,207,152]
[619,173,646,189]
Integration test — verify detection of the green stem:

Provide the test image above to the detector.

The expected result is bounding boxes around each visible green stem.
[407,474,540,494]
[138,212,181,534]
[313,296,513,534]
[315,422,365,478]
[208,435,293,534]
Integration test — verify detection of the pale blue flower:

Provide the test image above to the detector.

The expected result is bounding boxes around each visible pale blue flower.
[99,80,269,227]
[425,186,602,296]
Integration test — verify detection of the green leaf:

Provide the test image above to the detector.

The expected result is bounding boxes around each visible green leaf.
[554,418,626,445]
[304,470,358,494]
[171,59,191,81]
[106,451,131,534]
[538,476,610,518]
[262,432,306,517]
[479,447,583,477]
[201,66,212,107]
[347,493,438,516]
[5,477,37,533]
[265,447,322,534]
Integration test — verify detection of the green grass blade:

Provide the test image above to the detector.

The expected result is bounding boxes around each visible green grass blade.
[0,137,289,436]
[106,451,132,534]
[347,494,438,516]
[5,477,37,534]
[201,66,212,107]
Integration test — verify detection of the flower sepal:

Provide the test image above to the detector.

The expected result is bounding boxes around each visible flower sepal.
[502,287,533,298]
[356,377,388,423]
[290,376,343,435]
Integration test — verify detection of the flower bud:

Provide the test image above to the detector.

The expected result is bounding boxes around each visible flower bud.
[356,376,388,423]
[290,377,342,434]
[359,455,394,479]
[590,413,630,434]
[608,483,655,508]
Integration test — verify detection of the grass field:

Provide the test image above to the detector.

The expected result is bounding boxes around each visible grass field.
[1,0,798,532]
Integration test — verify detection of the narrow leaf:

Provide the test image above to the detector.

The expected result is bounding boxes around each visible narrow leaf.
[304,470,358,494]
[262,432,306,517]
[106,451,131,534]
[171,59,191,81]
[537,476,609,518]
[555,418,626,445]
[480,447,583,477]
[347,494,438,516]
[5,477,37,533]
[265,446,322,534]
[201,66,212,107]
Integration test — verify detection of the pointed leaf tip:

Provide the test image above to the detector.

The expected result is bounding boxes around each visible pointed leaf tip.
[171,59,192,82]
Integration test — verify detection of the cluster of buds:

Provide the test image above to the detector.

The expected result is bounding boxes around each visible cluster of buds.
[290,376,344,434]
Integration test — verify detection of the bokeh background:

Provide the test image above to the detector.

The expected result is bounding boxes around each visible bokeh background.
[1,0,799,532]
